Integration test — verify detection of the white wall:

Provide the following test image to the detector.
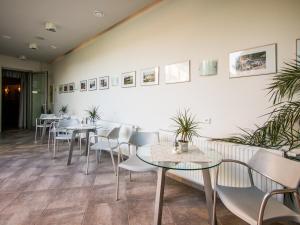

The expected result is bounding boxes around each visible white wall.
[52,0,300,138]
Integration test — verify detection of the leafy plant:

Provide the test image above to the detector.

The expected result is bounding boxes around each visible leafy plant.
[219,58,300,155]
[86,106,101,122]
[171,109,200,142]
[59,105,68,114]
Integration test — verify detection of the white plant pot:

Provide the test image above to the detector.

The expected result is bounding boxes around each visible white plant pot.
[179,141,188,152]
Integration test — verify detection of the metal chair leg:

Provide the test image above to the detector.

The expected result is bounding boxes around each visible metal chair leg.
[110,150,116,176]
[35,126,38,143]
[53,138,56,158]
[129,171,132,181]
[86,141,91,175]
[116,152,120,201]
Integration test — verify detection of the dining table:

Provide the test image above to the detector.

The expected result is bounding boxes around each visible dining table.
[136,144,222,225]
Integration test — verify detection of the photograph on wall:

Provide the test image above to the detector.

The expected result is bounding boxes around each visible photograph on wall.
[99,76,109,90]
[297,39,300,59]
[58,85,63,94]
[229,44,277,78]
[140,67,159,86]
[165,60,190,84]
[199,60,218,76]
[88,78,97,91]
[63,84,68,93]
[121,71,136,88]
[68,83,75,92]
[111,76,119,87]
[80,80,87,91]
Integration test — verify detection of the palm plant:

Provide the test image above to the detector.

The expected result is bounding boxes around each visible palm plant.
[220,58,300,157]
[171,109,200,143]
[86,106,101,123]
[59,105,68,114]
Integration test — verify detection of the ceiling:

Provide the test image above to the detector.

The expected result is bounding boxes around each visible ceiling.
[0,0,157,63]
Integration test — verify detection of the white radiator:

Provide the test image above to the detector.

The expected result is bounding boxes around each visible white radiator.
[159,129,282,199]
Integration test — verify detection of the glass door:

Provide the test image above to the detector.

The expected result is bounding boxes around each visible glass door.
[30,72,48,127]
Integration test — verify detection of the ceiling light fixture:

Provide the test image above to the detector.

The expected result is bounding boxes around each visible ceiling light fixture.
[93,10,104,18]
[45,22,57,32]
[29,43,38,50]
[18,55,26,60]
[50,45,57,49]
[2,35,11,40]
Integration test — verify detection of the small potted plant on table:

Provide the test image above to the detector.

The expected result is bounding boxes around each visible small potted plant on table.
[59,105,68,117]
[86,106,101,125]
[171,109,200,152]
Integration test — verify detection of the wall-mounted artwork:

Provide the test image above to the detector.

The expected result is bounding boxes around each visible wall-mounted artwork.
[99,76,109,90]
[63,84,68,93]
[111,76,119,87]
[199,60,218,76]
[59,85,63,94]
[141,67,159,86]
[229,44,277,78]
[88,78,97,91]
[165,61,190,84]
[121,71,136,88]
[68,83,75,92]
[80,80,87,91]
[297,39,300,59]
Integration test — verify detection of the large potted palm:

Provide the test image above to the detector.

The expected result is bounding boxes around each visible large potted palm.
[171,109,200,152]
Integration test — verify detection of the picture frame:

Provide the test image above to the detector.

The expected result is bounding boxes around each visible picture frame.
[165,60,190,84]
[121,71,136,88]
[111,76,119,87]
[99,76,109,90]
[199,60,218,76]
[88,78,97,91]
[140,67,159,86]
[297,39,300,59]
[58,85,63,94]
[80,80,87,91]
[229,44,277,78]
[63,84,68,93]
[68,82,75,92]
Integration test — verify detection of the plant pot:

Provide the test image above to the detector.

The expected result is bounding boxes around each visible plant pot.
[178,140,188,152]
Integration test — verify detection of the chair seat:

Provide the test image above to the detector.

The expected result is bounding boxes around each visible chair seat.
[55,134,72,140]
[217,185,300,225]
[119,155,156,172]
[90,140,119,151]
[36,124,51,128]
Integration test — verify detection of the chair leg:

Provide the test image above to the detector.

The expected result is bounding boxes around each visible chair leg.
[116,152,121,201]
[47,132,51,151]
[110,150,116,176]
[96,150,102,164]
[212,187,217,225]
[79,137,82,155]
[53,138,56,158]
[35,126,38,143]
[129,171,132,181]
[86,142,91,175]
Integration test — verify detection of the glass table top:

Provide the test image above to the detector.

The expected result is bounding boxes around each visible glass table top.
[136,144,222,170]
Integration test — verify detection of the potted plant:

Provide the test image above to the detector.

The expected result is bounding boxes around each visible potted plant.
[59,105,68,116]
[86,106,101,125]
[171,109,200,152]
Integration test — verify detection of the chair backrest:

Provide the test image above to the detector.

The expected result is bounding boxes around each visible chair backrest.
[58,118,80,128]
[107,126,121,140]
[248,150,300,189]
[40,114,54,119]
[129,131,159,147]
[119,125,135,143]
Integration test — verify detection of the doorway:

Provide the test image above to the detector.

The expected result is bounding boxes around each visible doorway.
[2,76,21,130]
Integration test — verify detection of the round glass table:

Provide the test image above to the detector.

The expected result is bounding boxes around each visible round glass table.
[136,144,222,225]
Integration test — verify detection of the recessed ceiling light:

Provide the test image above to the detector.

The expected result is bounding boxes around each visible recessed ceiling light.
[18,55,26,60]
[29,43,38,50]
[50,45,57,49]
[45,22,57,32]
[2,35,11,40]
[93,10,104,18]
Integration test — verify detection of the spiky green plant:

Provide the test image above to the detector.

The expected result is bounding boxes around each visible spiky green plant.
[171,109,200,142]
[59,105,68,114]
[220,58,300,155]
[86,106,101,123]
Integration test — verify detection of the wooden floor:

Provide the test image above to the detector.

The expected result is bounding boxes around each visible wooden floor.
[0,130,294,225]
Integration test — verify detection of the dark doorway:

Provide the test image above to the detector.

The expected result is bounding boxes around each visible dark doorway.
[2,73,21,130]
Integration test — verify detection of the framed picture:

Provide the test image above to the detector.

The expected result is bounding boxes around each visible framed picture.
[199,60,218,76]
[297,39,300,59]
[80,80,87,91]
[111,76,119,87]
[229,44,277,78]
[141,67,159,86]
[88,78,97,91]
[63,84,68,93]
[121,71,136,88]
[68,83,75,92]
[99,76,109,90]
[58,85,63,94]
[165,61,190,84]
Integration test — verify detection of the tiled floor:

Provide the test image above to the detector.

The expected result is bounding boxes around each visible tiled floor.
[0,130,295,225]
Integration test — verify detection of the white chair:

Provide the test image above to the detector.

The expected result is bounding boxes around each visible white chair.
[51,118,80,158]
[116,131,159,200]
[86,126,121,175]
[213,150,300,225]
[35,114,55,142]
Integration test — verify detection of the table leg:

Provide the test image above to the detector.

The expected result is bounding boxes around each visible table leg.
[85,131,90,156]
[203,169,216,225]
[154,167,166,225]
[41,123,47,143]
[67,131,77,165]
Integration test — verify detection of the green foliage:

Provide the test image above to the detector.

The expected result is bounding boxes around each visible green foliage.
[220,58,300,152]
[171,109,200,142]
[59,105,68,114]
[86,106,101,122]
